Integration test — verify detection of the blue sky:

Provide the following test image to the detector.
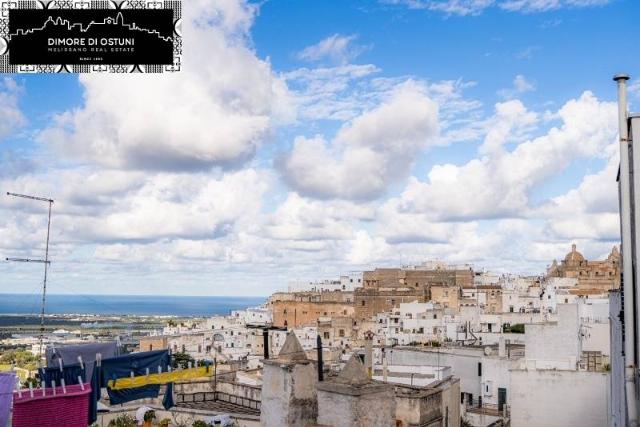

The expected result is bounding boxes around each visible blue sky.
[0,0,639,297]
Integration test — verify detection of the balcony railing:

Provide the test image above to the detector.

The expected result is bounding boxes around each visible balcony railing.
[465,402,509,418]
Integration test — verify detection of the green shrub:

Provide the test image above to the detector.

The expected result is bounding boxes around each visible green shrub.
[503,323,525,334]
[108,414,136,427]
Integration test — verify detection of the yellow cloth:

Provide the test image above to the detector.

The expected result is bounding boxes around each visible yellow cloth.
[107,366,214,389]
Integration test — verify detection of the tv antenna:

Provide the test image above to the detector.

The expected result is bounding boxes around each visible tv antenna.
[5,192,54,359]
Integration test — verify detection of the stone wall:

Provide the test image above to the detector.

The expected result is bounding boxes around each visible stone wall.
[510,369,609,427]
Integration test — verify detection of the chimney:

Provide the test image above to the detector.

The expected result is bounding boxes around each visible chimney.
[614,73,639,426]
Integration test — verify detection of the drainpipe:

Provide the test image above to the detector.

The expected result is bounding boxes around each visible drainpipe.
[614,73,638,426]
[382,348,388,382]
[317,335,324,381]
[263,329,269,360]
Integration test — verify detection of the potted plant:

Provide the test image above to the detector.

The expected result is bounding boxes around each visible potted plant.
[143,410,156,427]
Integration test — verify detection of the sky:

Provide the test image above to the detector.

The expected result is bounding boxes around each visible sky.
[1,0,639,297]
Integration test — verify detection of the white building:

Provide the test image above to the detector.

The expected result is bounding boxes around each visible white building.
[288,272,363,293]
[510,303,610,427]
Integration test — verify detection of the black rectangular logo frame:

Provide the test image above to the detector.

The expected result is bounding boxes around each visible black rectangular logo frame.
[0,0,182,73]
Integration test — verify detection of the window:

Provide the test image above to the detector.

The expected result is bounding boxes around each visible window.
[362,301,366,306]
[509,306,514,313]
[478,362,482,376]
[339,329,345,337]
[198,345,202,353]
[149,344,153,351]
[323,332,330,339]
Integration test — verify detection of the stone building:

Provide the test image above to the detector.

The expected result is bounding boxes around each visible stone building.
[138,336,168,352]
[268,291,355,328]
[261,332,318,427]
[362,267,473,290]
[355,288,429,323]
[429,284,461,311]
[316,355,396,427]
[354,266,472,322]
[547,244,620,292]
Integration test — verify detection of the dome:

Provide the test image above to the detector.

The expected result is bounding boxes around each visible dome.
[565,244,585,263]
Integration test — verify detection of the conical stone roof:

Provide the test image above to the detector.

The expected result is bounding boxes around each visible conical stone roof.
[335,354,369,386]
[277,332,308,362]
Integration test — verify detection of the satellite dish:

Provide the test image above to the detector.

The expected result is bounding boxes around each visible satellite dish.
[484,347,493,356]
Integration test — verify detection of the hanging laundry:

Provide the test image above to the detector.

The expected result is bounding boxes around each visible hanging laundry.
[107,365,213,389]
[162,382,175,410]
[88,360,100,425]
[38,363,85,386]
[12,382,92,427]
[0,372,16,427]
[47,341,119,380]
[101,350,170,405]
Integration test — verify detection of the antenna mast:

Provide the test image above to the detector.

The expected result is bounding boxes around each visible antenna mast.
[5,192,54,359]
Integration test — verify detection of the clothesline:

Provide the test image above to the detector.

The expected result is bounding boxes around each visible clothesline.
[108,366,214,389]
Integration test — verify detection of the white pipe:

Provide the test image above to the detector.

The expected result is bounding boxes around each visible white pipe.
[614,73,638,426]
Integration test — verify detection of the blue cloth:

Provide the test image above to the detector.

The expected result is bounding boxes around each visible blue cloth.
[101,350,170,405]
[88,362,100,424]
[38,363,85,387]
[47,341,119,381]
[162,383,174,410]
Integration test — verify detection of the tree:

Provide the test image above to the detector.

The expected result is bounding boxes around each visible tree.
[172,352,195,369]
[0,350,39,370]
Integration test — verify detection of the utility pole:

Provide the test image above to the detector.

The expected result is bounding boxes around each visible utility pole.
[5,192,54,360]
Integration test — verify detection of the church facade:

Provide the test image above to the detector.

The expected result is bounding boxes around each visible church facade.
[547,244,620,291]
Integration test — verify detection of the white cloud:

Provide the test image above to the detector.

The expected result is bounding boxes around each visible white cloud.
[397,91,617,221]
[515,46,540,60]
[281,81,439,200]
[538,150,620,241]
[629,79,640,100]
[0,168,269,247]
[383,0,610,15]
[479,99,538,154]
[284,64,381,121]
[384,0,495,16]
[0,78,26,142]
[498,74,536,99]
[263,193,358,242]
[347,230,392,264]
[38,0,292,171]
[500,0,611,13]
[296,34,370,64]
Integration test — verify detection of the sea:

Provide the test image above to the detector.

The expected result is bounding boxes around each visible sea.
[0,294,266,317]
